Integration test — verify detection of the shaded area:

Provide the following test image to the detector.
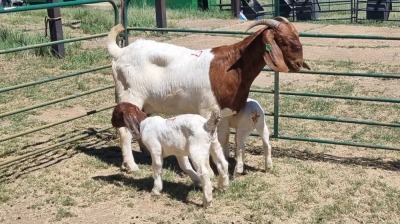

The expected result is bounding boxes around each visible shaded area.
[2,129,399,183]
[93,174,202,207]
[248,145,400,172]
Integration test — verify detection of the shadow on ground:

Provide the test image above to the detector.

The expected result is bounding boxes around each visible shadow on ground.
[248,145,400,172]
[92,173,202,207]
[2,129,399,183]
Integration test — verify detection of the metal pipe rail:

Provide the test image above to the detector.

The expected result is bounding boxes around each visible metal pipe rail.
[0,33,110,55]
[0,65,111,93]
[0,85,114,119]
[0,0,120,55]
[0,0,119,22]
[0,105,115,143]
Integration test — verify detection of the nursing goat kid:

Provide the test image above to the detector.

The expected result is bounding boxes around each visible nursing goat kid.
[108,17,310,173]
[220,98,272,175]
[111,102,229,208]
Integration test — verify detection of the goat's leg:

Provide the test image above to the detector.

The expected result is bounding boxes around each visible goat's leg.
[258,123,273,171]
[117,127,139,172]
[151,153,164,195]
[209,140,229,190]
[234,129,252,175]
[177,156,201,188]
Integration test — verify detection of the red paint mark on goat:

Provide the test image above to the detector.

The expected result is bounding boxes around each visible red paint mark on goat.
[191,50,203,57]
[251,111,260,124]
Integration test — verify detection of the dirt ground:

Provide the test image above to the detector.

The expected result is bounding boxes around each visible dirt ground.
[1,17,400,224]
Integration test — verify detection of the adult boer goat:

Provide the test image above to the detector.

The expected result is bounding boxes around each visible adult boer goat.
[108,17,310,172]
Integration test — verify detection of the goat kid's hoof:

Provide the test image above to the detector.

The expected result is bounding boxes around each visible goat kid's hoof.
[120,162,139,173]
[266,163,273,172]
[218,178,229,190]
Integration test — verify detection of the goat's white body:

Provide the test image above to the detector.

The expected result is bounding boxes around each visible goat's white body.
[218,99,273,174]
[139,114,229,207]
[113,40,219,115]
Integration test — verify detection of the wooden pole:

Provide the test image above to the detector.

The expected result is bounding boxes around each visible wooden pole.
[231,0,240,18]
[155,0,167,33]
[46,0,65,58]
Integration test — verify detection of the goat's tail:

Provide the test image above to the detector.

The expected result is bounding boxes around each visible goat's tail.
[204,111,221,133]
[107,24,125,59]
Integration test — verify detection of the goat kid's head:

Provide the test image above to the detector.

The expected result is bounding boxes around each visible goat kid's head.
[246,16,310,72]
[111,102,148,140]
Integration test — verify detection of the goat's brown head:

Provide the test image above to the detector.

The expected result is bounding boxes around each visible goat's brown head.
[111,102,148,140]
[246,16,310,72]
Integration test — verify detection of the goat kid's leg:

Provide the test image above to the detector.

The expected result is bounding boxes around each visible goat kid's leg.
[177,156,201,188]
[117,127,139,172]
[210,140,229,190]
[193,156,213,208]
[151,154,164,195]
[259,124,273,171]
[234,129,252,175]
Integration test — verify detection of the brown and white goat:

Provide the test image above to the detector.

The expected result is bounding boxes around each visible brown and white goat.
[107,17,310,172]
[111,102,229,207]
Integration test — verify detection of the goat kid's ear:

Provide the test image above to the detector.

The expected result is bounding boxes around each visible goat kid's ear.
[263,31,289,72]
[124,114,141,140]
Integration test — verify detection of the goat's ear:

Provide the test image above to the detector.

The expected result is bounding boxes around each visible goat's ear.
[124,113,141,140]
[263,31,289,72]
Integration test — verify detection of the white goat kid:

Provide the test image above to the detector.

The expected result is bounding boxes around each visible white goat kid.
[219,99,272,175]
[111,103,229,207]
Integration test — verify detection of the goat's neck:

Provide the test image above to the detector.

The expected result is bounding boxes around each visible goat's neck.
[209,30,266,113]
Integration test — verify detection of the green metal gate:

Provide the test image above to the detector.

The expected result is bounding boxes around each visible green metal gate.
[0,1,399,172]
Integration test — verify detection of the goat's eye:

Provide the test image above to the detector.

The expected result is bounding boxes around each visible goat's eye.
[289,41,301,51]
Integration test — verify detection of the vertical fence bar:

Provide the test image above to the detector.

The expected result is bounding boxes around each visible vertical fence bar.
[46,0,65,57]
[231,0,240,18]
[122,0,130,46]
[273,71,280,138]
[274,0,280,17]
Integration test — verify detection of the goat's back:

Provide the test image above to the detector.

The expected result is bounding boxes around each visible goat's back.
[112,39,220,115]
[227,98,266,129]
[140,115,212,155]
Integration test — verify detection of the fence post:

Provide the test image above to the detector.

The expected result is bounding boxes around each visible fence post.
[231,0,240,18]
[155,0,167,33]
[46,0,65,58]
[273,71,280,138]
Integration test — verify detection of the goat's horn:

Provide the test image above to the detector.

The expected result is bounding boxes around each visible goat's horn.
[274,16,290,23]
[245,19,280,32]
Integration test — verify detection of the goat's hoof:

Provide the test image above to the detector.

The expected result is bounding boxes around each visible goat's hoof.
[151,189,161,196]
[234,164,244,174]
[266,164,273,172]
[121,162,139,173]
[218,178,229,190]
[193,181,202,189]
[203,200,212,208]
